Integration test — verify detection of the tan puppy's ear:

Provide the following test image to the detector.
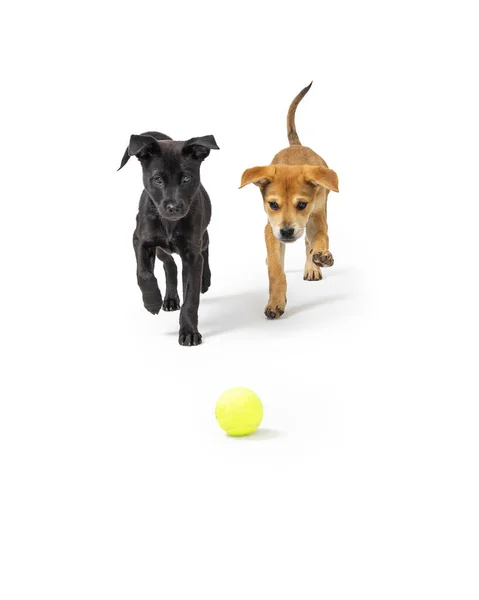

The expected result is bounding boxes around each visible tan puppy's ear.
[239,166,276,189]
[303,166,339,192]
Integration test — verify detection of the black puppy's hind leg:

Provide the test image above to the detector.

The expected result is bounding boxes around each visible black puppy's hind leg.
[201,232,211,294]
[156,248,180,311]
[133,233,163,314]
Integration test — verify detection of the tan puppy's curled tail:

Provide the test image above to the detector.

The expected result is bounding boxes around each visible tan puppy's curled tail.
[287,81,312,146]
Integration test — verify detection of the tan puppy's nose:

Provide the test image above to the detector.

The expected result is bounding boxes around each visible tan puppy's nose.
[279,226,295,241]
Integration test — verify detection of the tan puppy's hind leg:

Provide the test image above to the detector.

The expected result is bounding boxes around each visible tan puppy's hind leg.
[264,223,287,319]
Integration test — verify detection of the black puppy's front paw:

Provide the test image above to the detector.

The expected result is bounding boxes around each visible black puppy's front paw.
[162,294,181,312]
[178,330,203,346]
[142,290,163,315]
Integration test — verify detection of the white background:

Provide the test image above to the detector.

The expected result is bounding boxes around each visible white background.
[1,1,478,598]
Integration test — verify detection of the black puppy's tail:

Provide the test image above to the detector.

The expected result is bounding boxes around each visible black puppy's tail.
[287,82,312,146]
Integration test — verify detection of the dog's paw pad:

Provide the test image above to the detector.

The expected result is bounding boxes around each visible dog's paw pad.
[312,251,334,267]
[162,297,180,311]
[265,306,285,320]
[303,267,323,281]
[179,332,203,346]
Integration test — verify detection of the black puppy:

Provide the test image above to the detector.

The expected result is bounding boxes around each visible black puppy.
[118,131,219,346]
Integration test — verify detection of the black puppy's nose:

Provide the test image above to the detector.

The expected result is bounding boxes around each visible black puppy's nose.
[280,227,295,239]
[166,203,181,214]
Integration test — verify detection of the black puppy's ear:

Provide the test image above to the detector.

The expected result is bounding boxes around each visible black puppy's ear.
[118,148,131,170]
[182,135,220,161]
[117,134,159,170]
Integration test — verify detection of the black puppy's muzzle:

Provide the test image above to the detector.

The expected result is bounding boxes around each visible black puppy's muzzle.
[159,201,188,220]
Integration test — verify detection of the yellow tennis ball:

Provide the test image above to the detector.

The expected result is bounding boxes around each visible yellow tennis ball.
[215,387,263,437]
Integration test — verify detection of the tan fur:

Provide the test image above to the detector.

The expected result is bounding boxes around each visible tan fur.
[240,83,339,319]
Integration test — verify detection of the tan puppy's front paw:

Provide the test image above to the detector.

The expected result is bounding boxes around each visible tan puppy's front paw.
[312,250,334,267]
[265,306,284,319]
[303,265,322,281]
[264,298,286,319]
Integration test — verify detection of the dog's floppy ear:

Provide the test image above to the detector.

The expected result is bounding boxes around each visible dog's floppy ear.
[239,166,276,189]
[182,135,220,161]
[117,134,159,170]
[303,166,339,192]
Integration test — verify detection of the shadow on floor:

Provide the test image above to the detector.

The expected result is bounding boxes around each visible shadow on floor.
[224,428,287,441]
[286,266,351,278]
[162,266,354,338]
[199,287,349,337]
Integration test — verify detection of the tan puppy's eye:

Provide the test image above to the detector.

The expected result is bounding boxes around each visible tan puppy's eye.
[297,201,307,210]
[269,201,280,211]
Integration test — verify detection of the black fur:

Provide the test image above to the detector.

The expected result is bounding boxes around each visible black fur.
[119,131,219,346]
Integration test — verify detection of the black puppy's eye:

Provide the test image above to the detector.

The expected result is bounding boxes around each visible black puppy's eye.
[297,201,307,210]
[153,176,163,186]
[181,175,191,184]
[269,201,280,211]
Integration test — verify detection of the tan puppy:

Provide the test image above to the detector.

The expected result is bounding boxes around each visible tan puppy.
[240,83,339,319]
